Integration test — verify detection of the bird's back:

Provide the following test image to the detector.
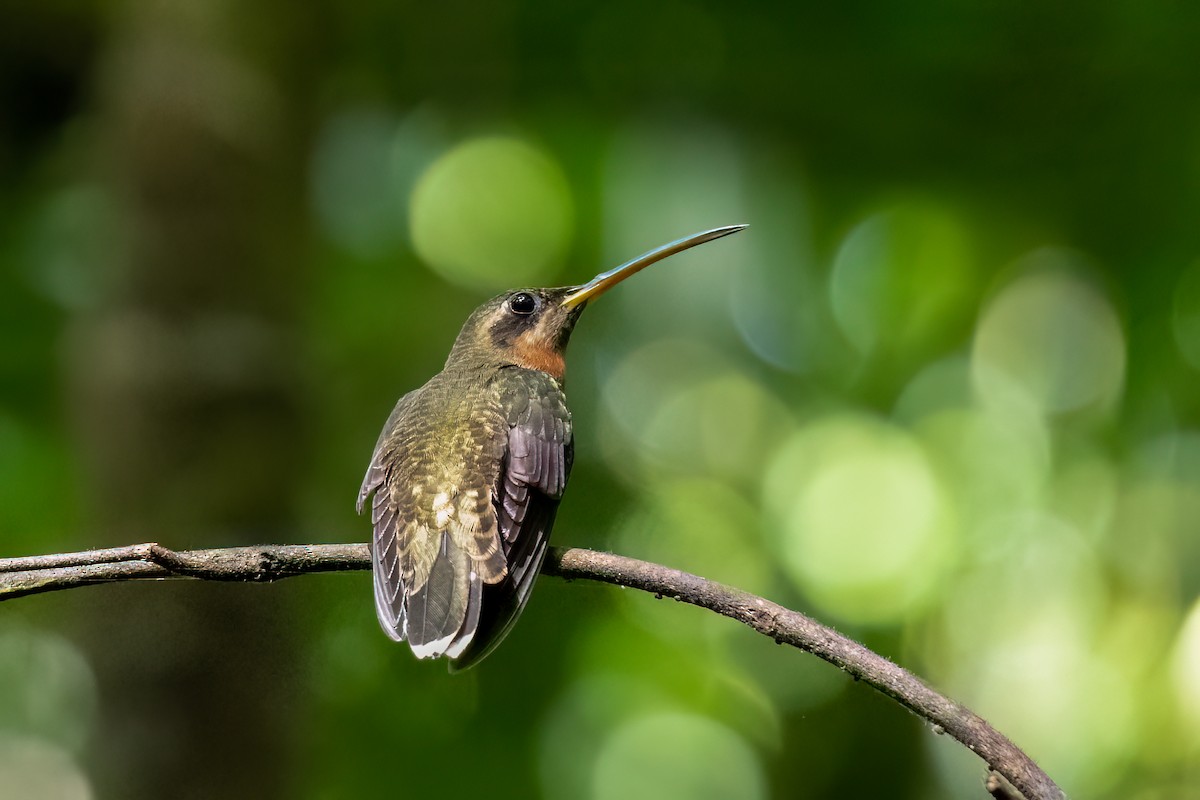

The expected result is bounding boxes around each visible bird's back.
[359,365,573,665]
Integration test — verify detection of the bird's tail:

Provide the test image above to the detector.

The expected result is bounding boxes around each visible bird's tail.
[448,504,557,671]
[406,530,484,660]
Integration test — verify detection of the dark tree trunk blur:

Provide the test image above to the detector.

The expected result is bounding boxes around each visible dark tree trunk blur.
[67,3,315,798]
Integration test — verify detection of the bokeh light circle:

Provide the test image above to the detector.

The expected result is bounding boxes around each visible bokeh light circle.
[409,136,573,290]
[591,711,765,800]
[0,626,97,751]
[830,203,974,357]
[0,736,92,800]
[972,255,1125,416]
[1171,261,1200,371]
[1173,596,1200,736]
[612,479,769,643]
[310,107,404,256]
[764,415,956,623]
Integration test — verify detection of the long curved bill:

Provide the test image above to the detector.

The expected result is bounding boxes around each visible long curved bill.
[561,224,747,309]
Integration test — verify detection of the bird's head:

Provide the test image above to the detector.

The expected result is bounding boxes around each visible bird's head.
[446,224,747,380]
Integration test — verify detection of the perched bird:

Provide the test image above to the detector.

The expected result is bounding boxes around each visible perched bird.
[357,225,746,669]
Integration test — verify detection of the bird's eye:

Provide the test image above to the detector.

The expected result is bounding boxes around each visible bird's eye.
[509,292,537,315]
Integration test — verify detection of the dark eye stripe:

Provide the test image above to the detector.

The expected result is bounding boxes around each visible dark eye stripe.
[490,292,540,348]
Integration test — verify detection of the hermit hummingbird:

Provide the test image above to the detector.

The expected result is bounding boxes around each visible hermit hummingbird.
[357,225,746,669]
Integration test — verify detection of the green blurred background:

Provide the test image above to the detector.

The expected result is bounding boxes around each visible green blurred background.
[2,1,1199,798]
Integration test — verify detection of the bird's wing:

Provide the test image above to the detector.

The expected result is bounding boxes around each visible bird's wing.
[358,390,416,643]
[449,369,573,670]
[359,384,507,659]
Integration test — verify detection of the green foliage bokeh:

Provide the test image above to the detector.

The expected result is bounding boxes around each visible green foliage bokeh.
[2,2,1199,798]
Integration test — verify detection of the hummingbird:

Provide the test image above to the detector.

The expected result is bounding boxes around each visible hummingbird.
[357,224,746,669]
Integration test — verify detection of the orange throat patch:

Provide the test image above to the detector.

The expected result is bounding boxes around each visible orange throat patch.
[513,330,566,380]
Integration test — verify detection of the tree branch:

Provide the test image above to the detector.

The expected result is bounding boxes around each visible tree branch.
[0,542,1062,800]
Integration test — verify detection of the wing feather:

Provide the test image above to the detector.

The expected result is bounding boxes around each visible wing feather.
[368,472,405,641]
[450,371,572,670]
